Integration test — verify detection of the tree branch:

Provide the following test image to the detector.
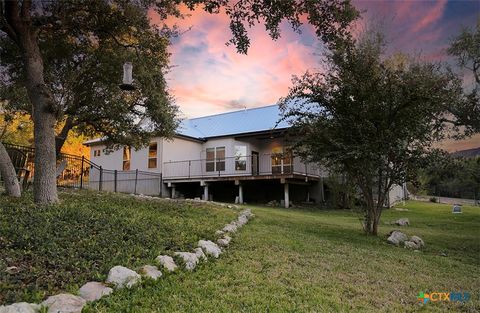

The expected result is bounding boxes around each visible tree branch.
[0,0,19,43]
[20,0,31,22]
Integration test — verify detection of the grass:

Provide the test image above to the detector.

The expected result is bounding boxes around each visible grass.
[0,189,237,304]
[84,200,479,312]
[2,191,479,312]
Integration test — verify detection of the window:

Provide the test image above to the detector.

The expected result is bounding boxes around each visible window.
[93,149,101,157]
[235,145,247,171]
[206,148,215,172]
[271,147,292,174]
[148,142,157,168]
[206,146,225,172]
[123,146,131,170]
[216,147,225,171]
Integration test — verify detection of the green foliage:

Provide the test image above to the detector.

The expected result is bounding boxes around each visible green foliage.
[447,18,480,135]
[85,201,479,312]
[324,174,358,209]
[420,154,480,200]
[0,0,179,150]
[279,31,465,235]
[0,190,236,304]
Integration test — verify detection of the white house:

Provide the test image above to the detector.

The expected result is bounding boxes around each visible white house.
[84,105,325,208]
[84,104,405,208]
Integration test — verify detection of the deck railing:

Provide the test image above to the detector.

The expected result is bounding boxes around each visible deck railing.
[162,153,320,179]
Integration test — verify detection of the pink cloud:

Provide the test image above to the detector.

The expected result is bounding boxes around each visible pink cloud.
[411,0,448,33]
[149,1,474,121]
[151,5,320,117]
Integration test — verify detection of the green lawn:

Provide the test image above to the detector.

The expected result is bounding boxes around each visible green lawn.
[2,191,479,312]
[0,190,236,304]
[84,200,479,312]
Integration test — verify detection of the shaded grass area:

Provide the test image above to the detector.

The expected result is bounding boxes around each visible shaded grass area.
[86,200,479,312]
[0,190,236,304]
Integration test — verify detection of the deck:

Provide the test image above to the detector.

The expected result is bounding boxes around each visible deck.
[162,153,321,183]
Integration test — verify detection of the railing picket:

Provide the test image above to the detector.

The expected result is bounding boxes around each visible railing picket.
[80,156,84,189]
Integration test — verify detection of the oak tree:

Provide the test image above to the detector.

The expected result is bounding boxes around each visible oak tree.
[279,32,464,235]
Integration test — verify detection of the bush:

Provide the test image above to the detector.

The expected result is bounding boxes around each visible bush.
[324,175,359,209]
[429,197,438,203]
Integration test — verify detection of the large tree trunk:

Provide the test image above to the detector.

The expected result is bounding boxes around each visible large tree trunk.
[3,1,58,204]
[21,33,58,204]
[0,142,21,197]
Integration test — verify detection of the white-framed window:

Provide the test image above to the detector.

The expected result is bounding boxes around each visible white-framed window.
[206,146,225,172]
[234,145,247,171]
[271,146,292,174]
[93,149,101,157]
[123,146,131,171]
[148,142,158,169]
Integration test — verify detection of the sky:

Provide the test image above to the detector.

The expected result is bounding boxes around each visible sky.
[151,0,480,151]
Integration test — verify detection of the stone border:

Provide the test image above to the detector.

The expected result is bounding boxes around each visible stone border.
[0,200,253,313]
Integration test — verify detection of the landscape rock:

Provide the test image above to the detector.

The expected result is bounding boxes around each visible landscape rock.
[222,222,238,233]
[215,230,225,236]
[194,247,207,260]
[139,265,162,280]
[106,266,141,288]
[404,241,419,249]
[237,215,248,226]
[241,209,254,218]
[78,282,113,302]
[174,252,199,270]
[394,218,410,226]
[410,235,425,248]
[217,235,231,247]
[266,200,279,207]
[198,240,222,258]
[155,255,178,272]
[387,230,408,246]
[5,266,19,275]
[0,302,40,313]
[41,294,86,313]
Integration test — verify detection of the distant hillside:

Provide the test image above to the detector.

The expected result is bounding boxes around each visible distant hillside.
[451,147,480,158]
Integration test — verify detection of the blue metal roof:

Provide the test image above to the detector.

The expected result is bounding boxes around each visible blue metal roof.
[177,104,289,139]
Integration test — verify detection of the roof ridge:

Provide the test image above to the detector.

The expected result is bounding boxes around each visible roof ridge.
[186,104,279,121]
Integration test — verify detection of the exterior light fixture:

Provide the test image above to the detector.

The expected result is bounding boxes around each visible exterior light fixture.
[119,62,136,91]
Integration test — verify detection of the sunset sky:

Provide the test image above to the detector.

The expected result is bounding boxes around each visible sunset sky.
[152,0,479,151]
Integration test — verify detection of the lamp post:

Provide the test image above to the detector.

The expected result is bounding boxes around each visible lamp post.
[119,62,136,91]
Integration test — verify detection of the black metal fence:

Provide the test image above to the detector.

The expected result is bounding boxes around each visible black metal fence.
[3,142,98,190]
[2,142,163,196]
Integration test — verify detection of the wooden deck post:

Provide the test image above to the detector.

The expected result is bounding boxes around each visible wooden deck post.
[239,183,244,204]
[203,184,209,201]
[171,184,176,199]
[284,182,290,208]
